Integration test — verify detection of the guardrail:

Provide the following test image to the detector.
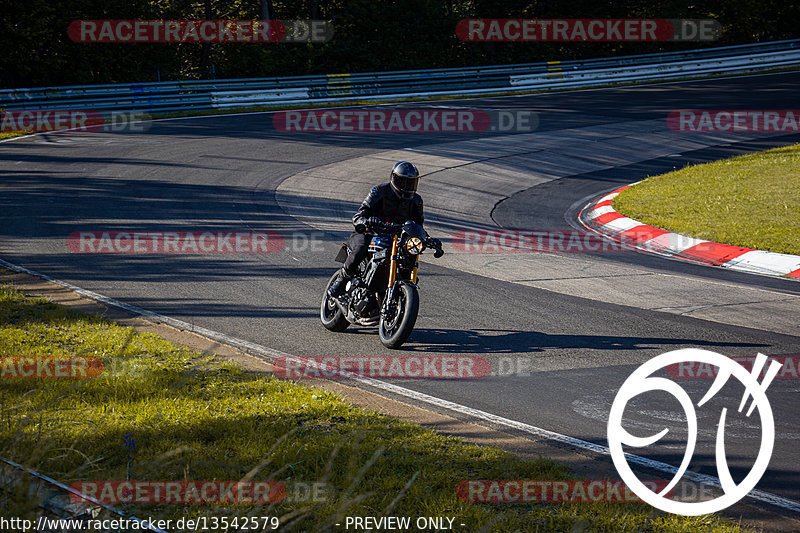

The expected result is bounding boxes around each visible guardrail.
[0,455,167,532]
[1,39,799,116]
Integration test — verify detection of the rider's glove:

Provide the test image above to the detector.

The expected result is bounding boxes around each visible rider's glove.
[366,217,385,231]
[430,238,444,258]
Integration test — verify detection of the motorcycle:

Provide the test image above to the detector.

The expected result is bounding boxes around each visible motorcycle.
[320,219,444,349]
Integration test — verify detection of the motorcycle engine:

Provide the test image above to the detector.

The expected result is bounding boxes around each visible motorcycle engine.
[351,287,378,318]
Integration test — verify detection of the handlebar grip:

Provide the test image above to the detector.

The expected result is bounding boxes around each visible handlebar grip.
[376,221,401,232]
[427,237,444,258]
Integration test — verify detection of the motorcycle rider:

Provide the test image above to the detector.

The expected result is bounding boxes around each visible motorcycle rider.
[328,161,429,297]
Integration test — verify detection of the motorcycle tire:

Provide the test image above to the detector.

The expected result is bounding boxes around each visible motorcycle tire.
[320,271,350,332]
[379,283,419,349]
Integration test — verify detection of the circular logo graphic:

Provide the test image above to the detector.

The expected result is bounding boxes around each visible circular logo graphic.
[608,348,779,515]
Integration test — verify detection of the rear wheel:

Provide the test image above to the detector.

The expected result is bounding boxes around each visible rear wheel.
[379,283,419,349]
[320,272,350,332]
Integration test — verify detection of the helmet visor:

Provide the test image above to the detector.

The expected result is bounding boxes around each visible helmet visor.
[393,174,419,198]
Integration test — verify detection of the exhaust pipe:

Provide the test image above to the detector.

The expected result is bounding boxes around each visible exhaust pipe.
[333,298,357,324]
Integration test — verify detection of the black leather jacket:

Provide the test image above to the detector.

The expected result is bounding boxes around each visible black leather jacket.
[352,183,424,231]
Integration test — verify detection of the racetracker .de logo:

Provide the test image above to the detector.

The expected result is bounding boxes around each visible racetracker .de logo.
[456,19,720,42]
[668,110,800,132]
[666,355,800,379]
[67,230,288,254]
[274,356,490,379]
[68,20,332,43]
[70,481,286,504]
[273,109,538,133]
[0,357,103,379]
[451,230,629,253]
[456,480,670,503]
[1,110,151,134]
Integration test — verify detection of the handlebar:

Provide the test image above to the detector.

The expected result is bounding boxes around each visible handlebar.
[362,218,401,234]
[358,219,444,257]
[427,237,444,258]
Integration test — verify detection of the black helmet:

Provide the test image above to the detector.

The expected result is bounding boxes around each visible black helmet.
[390,161,420,200]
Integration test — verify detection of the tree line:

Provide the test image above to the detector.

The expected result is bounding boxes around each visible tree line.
[1,0,797,89]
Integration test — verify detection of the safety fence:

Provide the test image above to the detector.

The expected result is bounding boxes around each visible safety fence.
[1,40,799,116]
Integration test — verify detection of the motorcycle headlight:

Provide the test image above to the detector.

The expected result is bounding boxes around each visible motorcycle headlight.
[405,236,423,255]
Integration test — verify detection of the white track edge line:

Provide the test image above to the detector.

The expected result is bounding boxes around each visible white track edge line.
[2,256,799,514]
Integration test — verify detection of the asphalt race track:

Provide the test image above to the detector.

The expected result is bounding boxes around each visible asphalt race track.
[2,72,800,520]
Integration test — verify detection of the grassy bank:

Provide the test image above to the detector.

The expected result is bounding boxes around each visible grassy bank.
[0,281,744,531]
[613,143,800,256]
[0,131,32,140]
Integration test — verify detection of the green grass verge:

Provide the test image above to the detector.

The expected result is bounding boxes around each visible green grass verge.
[613,143,800,256]
[0,130,32,140]
[0,282,746,531]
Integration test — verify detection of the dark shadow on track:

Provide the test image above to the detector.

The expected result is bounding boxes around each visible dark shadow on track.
[397,328,767,354]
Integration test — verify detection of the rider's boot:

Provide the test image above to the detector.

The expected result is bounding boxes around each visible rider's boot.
[327,268,352,298]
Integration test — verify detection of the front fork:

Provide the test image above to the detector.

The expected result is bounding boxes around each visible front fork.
[381,236,419,318]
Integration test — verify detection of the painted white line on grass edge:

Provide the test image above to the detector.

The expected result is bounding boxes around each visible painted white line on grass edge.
[2,256,799,515]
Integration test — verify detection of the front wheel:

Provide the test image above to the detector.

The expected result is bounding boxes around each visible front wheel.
[320,272,350,332]
[379,283,419,349]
